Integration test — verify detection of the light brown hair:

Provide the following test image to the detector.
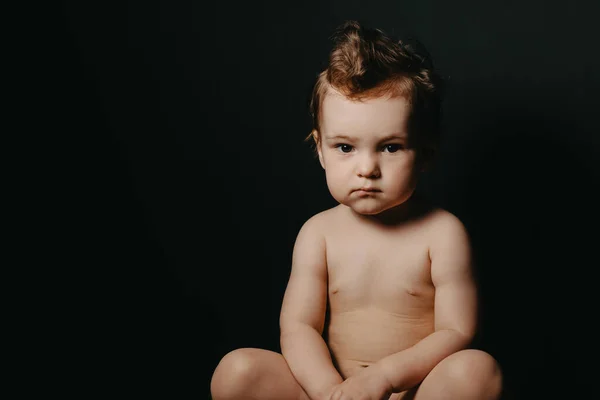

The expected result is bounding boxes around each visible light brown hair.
[307,20,444,162]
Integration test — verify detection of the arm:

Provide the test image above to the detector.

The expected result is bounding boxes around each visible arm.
[371,213,478,392]
[280,215,344,400]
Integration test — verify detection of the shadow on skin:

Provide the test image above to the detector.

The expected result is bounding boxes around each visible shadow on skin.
[442,112,599,399]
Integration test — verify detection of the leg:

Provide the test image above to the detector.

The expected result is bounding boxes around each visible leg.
[394,349,503,400]
[210,347,310,400]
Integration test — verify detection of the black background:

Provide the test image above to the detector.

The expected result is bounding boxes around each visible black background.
[38,1,600,398]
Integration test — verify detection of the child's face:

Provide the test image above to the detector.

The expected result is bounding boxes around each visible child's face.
[317,91,420,216]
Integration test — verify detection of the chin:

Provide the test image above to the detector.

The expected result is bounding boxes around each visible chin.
[348,202,389,216]
[354,209,383,216]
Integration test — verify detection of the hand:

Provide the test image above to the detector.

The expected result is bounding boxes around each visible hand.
[325,367,394,400]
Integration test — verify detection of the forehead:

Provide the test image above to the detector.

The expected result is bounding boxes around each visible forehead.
[321,91,410,137]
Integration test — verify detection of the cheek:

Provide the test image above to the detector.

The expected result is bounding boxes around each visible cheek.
[324,167,346,188]
[323,165,352,196]
[383,159,418,183]
[322,157,347,177]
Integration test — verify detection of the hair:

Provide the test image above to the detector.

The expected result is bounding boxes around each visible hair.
[307,20,445,161]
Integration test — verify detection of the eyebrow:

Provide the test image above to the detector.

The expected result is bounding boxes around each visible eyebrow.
[325,133,407,142]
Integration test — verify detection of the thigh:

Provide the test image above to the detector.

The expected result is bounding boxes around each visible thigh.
[211,347,310,400]
[409,349,502,400]
[389,386,419,400]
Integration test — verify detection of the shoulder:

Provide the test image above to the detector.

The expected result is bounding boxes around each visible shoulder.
[296,205,343,236]
[426,208,472,259]
[291,207,342,261]
[427,208,468,234]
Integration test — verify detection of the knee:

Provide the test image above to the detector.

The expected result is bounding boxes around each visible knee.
[442,349,503,399]
[210,348,260,400]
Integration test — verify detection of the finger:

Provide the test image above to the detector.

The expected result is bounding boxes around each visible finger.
[334,389,346,400]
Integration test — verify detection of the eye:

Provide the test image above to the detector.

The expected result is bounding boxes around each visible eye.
[335,144,354,153]
[383,144,403,153]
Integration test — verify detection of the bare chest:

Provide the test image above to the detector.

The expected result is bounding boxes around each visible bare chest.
[326,229,434,313]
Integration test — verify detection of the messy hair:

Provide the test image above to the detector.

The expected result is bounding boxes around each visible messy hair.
[307,20,444,158]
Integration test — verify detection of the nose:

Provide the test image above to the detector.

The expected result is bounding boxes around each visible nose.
[356,152,380,178]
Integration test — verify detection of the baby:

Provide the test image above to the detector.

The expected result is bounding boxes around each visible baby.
[211,20,503,400]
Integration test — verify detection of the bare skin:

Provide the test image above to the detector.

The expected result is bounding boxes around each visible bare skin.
[325,202,449,381]
[211,92,503,400]
[211,201,503,400]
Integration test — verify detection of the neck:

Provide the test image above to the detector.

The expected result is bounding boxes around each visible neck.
[352,190,430,227]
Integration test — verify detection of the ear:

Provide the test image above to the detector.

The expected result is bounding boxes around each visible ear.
[317,142,325,169]
[312,130,325,169]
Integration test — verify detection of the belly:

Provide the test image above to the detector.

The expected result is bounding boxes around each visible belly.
[325,306,434,378]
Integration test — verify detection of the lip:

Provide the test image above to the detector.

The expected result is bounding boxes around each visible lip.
[355,188,381,193]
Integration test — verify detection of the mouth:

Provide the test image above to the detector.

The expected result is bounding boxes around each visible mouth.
[354,188,381,193]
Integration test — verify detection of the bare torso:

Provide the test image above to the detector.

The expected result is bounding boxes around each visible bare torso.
[322,203,440,379]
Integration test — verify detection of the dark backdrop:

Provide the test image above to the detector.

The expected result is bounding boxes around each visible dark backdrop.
[50,1,599,398]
